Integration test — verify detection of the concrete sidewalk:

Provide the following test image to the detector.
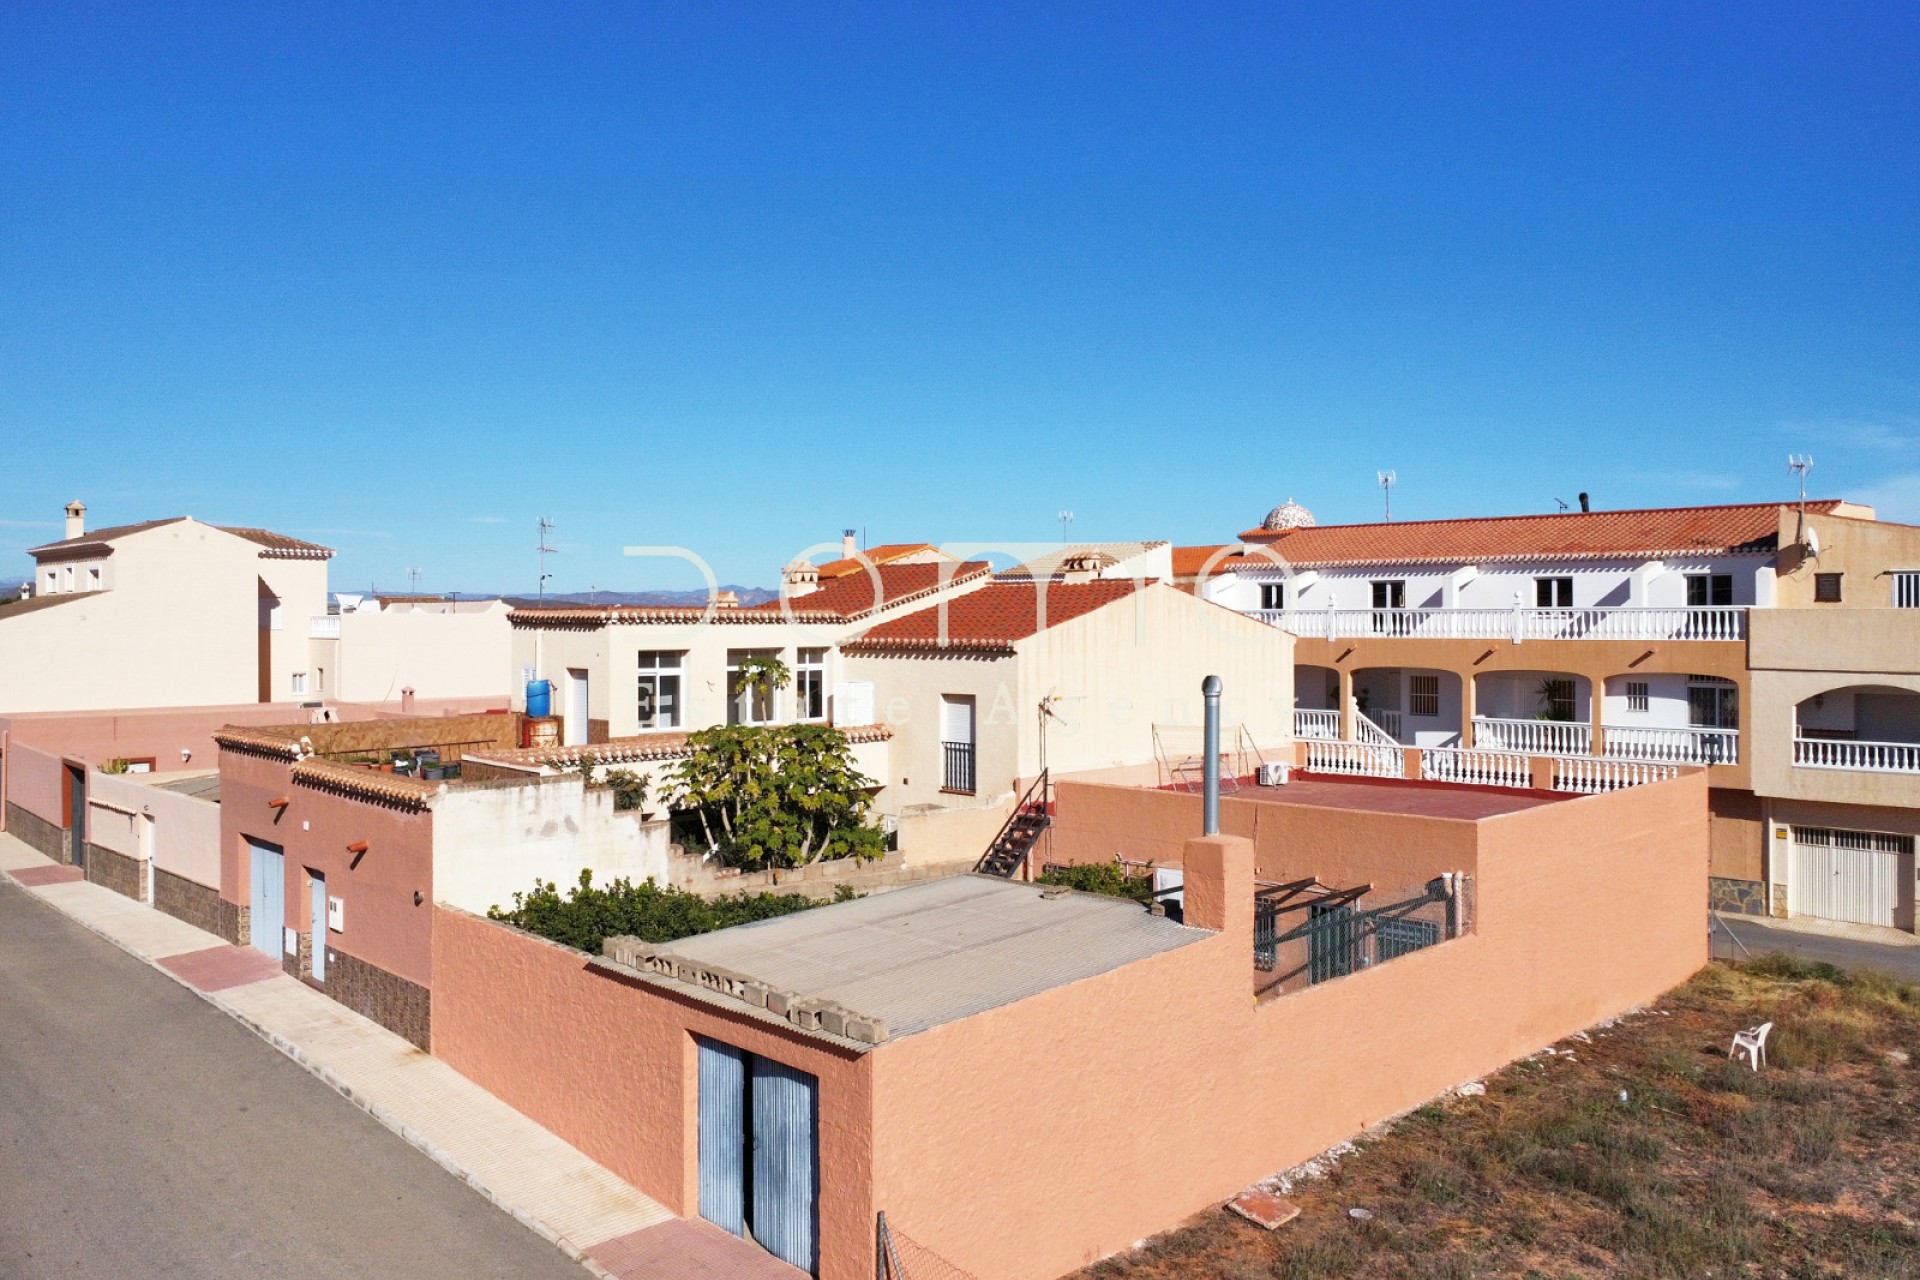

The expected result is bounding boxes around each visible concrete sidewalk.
[1712,908,1920,983]
[0,835,801,1280]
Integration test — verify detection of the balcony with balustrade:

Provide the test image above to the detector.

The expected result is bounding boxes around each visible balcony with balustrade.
[1252,604,1747,645]
[1793,687,1920,777]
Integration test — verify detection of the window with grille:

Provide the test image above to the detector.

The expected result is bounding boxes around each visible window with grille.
[1688,676,1739,729]
[1409,674,1440,717]
[1259,582,1285,610]
[1895,571,1919,608]
[1626,681,1649,712]
[1814,573,1843,603]
[1539,678,1576,722]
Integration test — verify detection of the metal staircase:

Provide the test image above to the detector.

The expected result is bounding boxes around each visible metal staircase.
[976,770,1050,878]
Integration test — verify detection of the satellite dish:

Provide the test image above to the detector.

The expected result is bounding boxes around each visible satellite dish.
[1805,526,1821,557]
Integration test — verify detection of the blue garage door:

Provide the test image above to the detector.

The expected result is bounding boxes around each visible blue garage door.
[247,839,285,959]
[696,1038,820,1275]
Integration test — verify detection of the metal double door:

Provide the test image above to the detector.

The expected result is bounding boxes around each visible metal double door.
[697,1039,819,1275]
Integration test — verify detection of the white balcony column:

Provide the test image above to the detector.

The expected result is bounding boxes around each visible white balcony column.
[1510,590,1524,645]
[1588,672,1606,756]
[1462,673,1478,749]
[1337,666,1355,742]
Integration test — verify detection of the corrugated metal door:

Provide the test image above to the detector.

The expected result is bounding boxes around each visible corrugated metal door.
[697,1039,747,1236]
[1791,827,1902,927]
[751,1057,819,1275]
[248,839,285,959]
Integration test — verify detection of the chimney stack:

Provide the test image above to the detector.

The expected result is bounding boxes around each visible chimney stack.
[1578,492,1590,514]
[64,500,85,541]
[842,529,857,558]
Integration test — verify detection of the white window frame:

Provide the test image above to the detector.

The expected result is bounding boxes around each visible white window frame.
[1534,577,1573,608]
[1625,681,1649,713]
[795,648,827,722]
[726,648,780,726]
[636,651,683,730]
[1258,582,1285,611]
[1686,573,1733,607]
[291,672,307,696]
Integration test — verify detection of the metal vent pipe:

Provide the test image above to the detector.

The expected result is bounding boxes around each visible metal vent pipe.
[1202,675,1222,835]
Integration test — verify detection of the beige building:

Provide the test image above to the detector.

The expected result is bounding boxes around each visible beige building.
[1196,497,1920,931]
[309,595,514,704]
[507,558,994,746]
[1,505,332,713]
[839,578,1294,845]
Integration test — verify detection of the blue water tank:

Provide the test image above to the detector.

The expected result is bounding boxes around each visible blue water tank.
[526,679,552,718]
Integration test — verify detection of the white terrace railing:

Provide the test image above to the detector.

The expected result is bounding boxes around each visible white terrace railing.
[1551,756,1680,794]
[1605,724,1739,766]
[1472,716,1593,756]
[309,614,342,639]
[1360,707,1403,743]
[1794,737,1920,775]
[1256,605,1747,644]
[1294,708,1340,740]
[1303,739,1401,778]
[1420,746,1532,789]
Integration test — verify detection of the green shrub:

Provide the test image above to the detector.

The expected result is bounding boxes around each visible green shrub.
[488,869,831,954]
[1036,861,1155,904]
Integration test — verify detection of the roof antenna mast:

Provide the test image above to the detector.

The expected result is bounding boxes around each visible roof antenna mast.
[1377,470,1397,521]
[1057,509,1074,542]
[537,517,557,603]
[1787,454,1815,546]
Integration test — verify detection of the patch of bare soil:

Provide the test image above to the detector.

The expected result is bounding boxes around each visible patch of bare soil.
[1073,955,1920,1280]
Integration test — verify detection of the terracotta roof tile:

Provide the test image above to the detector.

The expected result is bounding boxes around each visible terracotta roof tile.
[292,758,440,809]
[469,723,894,771]
[751,561,991,620]
[219,527,335,558]
[510,603,848,628]
[815,544,942,579]
[843,580,1140,652]
[1236,501,1841,566]
[213,726,307,759]
[1171,545,1243,578]
[27,517,186,560]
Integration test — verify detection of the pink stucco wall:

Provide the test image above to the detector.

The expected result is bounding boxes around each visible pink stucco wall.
[430,908,877,1279]
[220,750,436,986]
[6,742,68,826]
[866,772,1708,1280]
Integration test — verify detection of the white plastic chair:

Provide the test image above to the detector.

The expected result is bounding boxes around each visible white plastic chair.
[1729,1021,1772,1071]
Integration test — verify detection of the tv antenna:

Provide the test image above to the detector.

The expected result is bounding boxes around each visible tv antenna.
[1378,470,1397,521]
[1554,497,1569,513]
[406,566,422,593]
[1787,455,1814,511]
[537,517,557,602]
[1057,509,1074,542]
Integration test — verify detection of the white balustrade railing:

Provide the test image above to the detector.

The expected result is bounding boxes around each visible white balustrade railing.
[1605,724,1739,766]
[309,614,341,638]
[1552,757,1679,794]
[1421,747,1533,789]
[1352,705,1402,747]
[1472,716,1592,756]
[1303,739,1402,778]
[1294,708,1340,740]
[1794,737,1920,775]
[1270,605,1746,644]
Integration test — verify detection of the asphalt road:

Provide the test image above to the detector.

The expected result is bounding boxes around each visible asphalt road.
[1712,911,1920,982]
[0,877,586,1280]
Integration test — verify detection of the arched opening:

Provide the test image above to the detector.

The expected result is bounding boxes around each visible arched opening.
[1292,664,1341,739]
[1471,670,1592,755]
[1353,667,1464,747]
[1795,685,1920,773]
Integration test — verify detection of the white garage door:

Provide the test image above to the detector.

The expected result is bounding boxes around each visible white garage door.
[1790,827,1913,927]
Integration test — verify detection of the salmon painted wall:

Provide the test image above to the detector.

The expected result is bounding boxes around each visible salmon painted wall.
[868,772,1708,1280]
[219,750,436,985]
[430,908,878,1280]
[5,742,68,824]
[1048,780,1483,893]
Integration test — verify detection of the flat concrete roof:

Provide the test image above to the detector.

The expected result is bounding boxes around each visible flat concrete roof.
[1228,776,1564,820]
[659,875,1208,1040]
[152,773,222,803]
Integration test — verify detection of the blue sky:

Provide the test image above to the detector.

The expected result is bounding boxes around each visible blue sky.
[2,2,1916,593]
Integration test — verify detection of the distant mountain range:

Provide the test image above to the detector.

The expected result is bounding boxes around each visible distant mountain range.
[495,587,779,608]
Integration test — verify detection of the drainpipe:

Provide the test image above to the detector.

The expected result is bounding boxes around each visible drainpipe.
[1202,675,1222,835]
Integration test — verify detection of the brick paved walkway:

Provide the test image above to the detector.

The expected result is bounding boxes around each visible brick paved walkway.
[0,832,773,1280]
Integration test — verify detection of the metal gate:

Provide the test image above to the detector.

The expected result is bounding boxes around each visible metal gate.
[697,1038,820,1275]
[1791,827,1912,928]
[247,838,285,959]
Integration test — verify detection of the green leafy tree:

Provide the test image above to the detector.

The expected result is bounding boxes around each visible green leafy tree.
[665,723,886,870]
[604,768,648,812]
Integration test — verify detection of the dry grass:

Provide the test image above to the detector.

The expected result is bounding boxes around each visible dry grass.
[1075,956,1920,1280]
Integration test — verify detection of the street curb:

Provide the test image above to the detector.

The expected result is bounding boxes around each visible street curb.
[0,866,623,1280]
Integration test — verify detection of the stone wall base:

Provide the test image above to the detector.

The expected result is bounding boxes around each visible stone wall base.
[86,843,146,902]
[6,802,68,863]
[1708,876,1768,917]
[321,946,431,1051]
[153,867,243,943]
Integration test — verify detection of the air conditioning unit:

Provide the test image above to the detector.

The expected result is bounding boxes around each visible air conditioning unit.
[1256,761,1291,787]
